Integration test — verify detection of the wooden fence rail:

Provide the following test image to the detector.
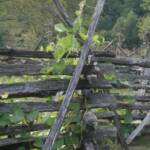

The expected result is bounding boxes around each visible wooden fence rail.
[0,127,117,148]
[2,78,150,99]
[0,48,115,58]
[0,47,150,149]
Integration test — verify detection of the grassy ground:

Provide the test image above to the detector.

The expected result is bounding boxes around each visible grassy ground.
[116,135,150,150]
[131,147,149,150]
[129,135,150,150]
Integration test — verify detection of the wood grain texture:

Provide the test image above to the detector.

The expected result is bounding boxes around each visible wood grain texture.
[93,56,150,67]
[0,79,111,98]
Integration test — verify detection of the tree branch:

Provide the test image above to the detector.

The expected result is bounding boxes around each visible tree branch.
[53,0,73,27]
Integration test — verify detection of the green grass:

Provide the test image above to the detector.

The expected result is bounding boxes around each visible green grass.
[129,135,150,150]
[130,147,148,150]
[116,135,150,150]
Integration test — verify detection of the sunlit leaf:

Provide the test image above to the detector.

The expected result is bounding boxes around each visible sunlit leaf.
[46,117,55,126]
[104,74,116,81]
[54,34,79,60]
[79,31,87,41]
[46,43,53,52]
[55,23,68,33]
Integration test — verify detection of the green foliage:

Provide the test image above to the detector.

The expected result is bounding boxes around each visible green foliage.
[54,34,79,61]
[0,104,40,127]
[49,62,66,75]
[25,111,39,124]
[34,138,43,148]
[98,0,123,30]
[18,147,26,150]
[1,0,147,48]
[42,0,103,76]
[121,0,143,15]
[102,139,118,150]
[112,11,140,48]
[45,112,58,126]
[97,0,147,48]
[138,15,150,39]
[53,134,80,150]
[138,0,150,40]
[0,113,10,127]
[10,107,25,124]
[44,107,82,150]
[104,74,116,81]
[141,0,150,11]
[0,24,6,47]
[124,110,133,124]
[45,43,53,52]
[54,23,68,33]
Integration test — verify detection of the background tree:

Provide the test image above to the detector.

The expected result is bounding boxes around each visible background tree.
[112,11,140,48]
[0,0,149,49]
[138,0,150,40]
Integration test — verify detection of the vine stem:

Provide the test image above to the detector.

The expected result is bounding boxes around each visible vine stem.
[53,0,73,27]
[42,0,106,150]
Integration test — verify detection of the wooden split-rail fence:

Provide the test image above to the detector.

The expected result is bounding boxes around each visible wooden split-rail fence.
[0,36,150,150]
[0,0,150,149]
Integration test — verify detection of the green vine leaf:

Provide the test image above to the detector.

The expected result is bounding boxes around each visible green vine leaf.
[41,61,66,75]
[73,18,82,33]
[55,23,68,33]
[124,110,133,124]
[64,134,80,146]
[0,113,10,127]
[54,34,79,61]
[53,138,64,150]
[104,74,116,81]
[25,111,39,123]
[34,138,43,148]
[79,31,87,41]
[50,62,66,75]
[10,108,25,124]
[46,117,55,126]
[46,112,58,126]
[46,43,54,52]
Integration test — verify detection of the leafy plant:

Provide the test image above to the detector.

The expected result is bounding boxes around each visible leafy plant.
[25,111,39,124]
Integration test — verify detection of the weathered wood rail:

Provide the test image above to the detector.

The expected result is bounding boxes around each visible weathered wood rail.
[2,78,150,98]
[0,48,115,58]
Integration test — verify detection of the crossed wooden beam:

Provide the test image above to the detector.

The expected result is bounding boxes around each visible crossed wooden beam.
[42,0,106,150]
